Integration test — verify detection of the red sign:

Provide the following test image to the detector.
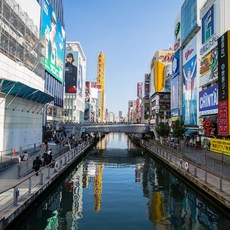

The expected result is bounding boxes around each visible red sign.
[218,100,229,135]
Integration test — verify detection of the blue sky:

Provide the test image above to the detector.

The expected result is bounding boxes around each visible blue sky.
[63,0,184,117]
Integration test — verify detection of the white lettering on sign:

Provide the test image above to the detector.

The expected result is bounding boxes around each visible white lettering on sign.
[200,88,218,109]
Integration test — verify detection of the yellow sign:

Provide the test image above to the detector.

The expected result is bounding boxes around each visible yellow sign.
[210,138,230,156]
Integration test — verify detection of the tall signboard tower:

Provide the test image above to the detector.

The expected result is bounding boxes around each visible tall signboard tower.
[96,52,105,122]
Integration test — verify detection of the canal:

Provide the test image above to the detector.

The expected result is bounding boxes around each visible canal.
[11,133,230,229]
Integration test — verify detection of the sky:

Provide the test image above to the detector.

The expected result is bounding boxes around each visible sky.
[63,0,185,117]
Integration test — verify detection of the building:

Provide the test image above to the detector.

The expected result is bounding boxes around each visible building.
[199,0,230,137]
[128,100,137,123]
[64,42,86,123]
[149,50,174,125]
[0,0,54,150]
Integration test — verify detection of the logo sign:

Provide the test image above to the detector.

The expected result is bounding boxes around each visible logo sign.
[183,36,197,65]
[199,85,218,115]
[217,31,230,135]
[174,14,181,51]
[202,5,214,44]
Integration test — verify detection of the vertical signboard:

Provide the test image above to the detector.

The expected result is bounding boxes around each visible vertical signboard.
[171,50,180,117]
[218,31,230,135]
[202,5,214,44]
[137,82,143,98]
[182,36,197,126]
[65,52,78,93]
[78,64,83,97]
[174,13,181,52]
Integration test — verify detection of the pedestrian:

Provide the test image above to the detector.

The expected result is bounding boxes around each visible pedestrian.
[47,148,53,165]
[33,156,42,176]
[42,151,49,166]
[23,151,28,161]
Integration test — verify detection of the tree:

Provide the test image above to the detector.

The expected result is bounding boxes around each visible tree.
[172,119,186,139]
[156,122,170,137]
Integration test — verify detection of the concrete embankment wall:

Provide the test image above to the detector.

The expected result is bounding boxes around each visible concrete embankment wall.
[129,135,230,212]
[0,139,97,230]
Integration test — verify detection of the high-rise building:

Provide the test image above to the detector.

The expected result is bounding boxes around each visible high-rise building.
[0,0,54,150]
[38,0,66,131]
[64,42,86,123]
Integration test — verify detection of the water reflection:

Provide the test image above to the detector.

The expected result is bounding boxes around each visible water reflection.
[12,133,230,230]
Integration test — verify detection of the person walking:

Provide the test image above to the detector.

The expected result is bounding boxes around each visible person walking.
[33,156,42,176]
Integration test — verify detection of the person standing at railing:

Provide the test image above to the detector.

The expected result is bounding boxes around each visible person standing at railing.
[33,156,42,176]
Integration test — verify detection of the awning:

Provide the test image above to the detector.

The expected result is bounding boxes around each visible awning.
[0,78,54,104]
[184,129,198,135]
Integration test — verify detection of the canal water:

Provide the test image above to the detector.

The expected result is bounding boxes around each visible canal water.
[12,133,230,230]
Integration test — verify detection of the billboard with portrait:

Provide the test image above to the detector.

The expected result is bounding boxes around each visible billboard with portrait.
[65,52,78,93]
[182,55,197,126]
[41,0,65,83]
[200,47,218,86]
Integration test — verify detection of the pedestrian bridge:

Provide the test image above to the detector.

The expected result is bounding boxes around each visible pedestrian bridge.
[66,123,150,135]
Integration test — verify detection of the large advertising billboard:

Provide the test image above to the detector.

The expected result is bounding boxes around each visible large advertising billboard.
[202,5,214,44]
[182,55,197,126]
[200,47,218,86]
[217,31,230,135]
[199,85,218,116]
[181,0,197,43]
[65,52,78,93]
[41,0,66,83]
[171,50,180,117]
[200,3,218,56]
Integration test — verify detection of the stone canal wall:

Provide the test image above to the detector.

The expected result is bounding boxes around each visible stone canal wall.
[129,135,230,211]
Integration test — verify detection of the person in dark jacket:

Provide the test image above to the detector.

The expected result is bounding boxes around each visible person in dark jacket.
[33,156,42,176]
[65,53,77,93]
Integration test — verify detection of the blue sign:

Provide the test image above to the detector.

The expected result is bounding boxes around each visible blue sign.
[172,50,180,78]
[202,5,214,44]
[199,85,218,115]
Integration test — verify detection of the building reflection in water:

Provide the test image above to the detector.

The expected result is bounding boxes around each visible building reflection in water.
[13,133,230,230]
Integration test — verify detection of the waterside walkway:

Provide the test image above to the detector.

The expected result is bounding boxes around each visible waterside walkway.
[130,135,230,211]
[0,138,95,230]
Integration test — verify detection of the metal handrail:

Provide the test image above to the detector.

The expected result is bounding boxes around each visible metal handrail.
[0,139,93,214]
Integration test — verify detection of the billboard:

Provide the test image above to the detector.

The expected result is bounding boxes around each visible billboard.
[199,85,218,115]
[137,82,143,98]
[85,81,91,103]
[41,0,66,83]
[217,31,230,135]
[181,0,197,43]
[182,55,197,126]
[78,64,83,97]
[174,13,181,52]
[202,5,214,44]
[65,52,78,93]
[200,47,218,86]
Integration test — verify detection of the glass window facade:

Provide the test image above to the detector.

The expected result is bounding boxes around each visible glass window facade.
[181,0,197,43]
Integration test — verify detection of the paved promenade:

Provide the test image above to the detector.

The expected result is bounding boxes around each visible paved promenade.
[130,136,230,210]
[0,142,67,192]
[0,139,94,229]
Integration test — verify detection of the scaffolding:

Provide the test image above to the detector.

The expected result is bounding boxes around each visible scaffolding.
[0,0,44,78]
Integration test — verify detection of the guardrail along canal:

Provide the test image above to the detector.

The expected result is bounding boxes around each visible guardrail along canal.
[10,133,230,230]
